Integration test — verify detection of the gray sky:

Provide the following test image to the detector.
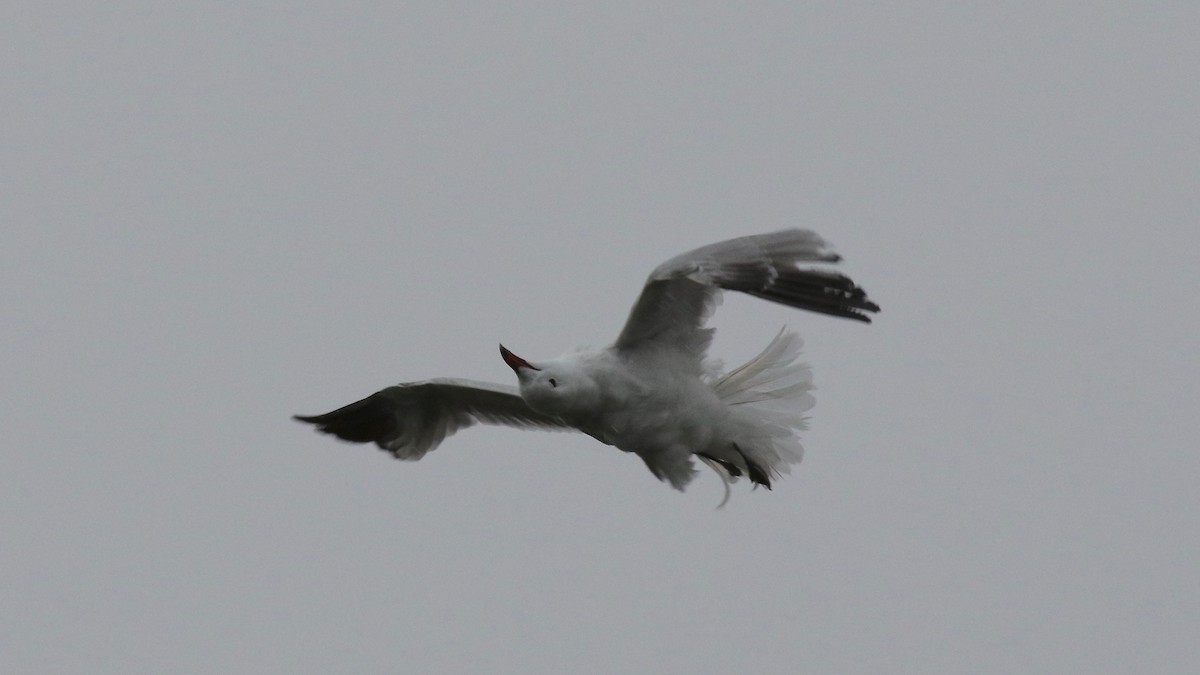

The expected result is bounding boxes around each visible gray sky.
[3,2,1198,673]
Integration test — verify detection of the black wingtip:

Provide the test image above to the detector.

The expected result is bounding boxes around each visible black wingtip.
[292,392,399,445]
[760,270,880,323]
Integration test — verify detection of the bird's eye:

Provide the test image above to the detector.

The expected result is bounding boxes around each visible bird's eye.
[549,378,558,388]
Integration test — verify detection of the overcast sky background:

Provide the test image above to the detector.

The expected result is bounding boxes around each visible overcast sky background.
[3,2,1198,673]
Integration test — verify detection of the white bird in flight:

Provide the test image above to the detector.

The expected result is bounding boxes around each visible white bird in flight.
[295,230,878,504]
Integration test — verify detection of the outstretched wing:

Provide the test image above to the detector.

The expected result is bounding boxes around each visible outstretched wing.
[294,378,574,460]
[614,230,879,358]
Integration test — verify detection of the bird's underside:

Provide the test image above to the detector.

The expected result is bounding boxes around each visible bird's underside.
[295,229,879,500]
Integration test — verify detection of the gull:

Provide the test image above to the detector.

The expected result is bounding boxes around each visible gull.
[295,230,879,504]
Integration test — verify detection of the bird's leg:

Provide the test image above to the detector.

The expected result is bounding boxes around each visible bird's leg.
[696,452,743,478]
[732,442,772,490]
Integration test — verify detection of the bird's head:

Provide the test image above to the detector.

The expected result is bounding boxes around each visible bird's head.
[499,344,597,417]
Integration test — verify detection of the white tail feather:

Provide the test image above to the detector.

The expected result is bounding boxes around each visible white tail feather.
[714,327,811,402]
[704,327,815,499]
